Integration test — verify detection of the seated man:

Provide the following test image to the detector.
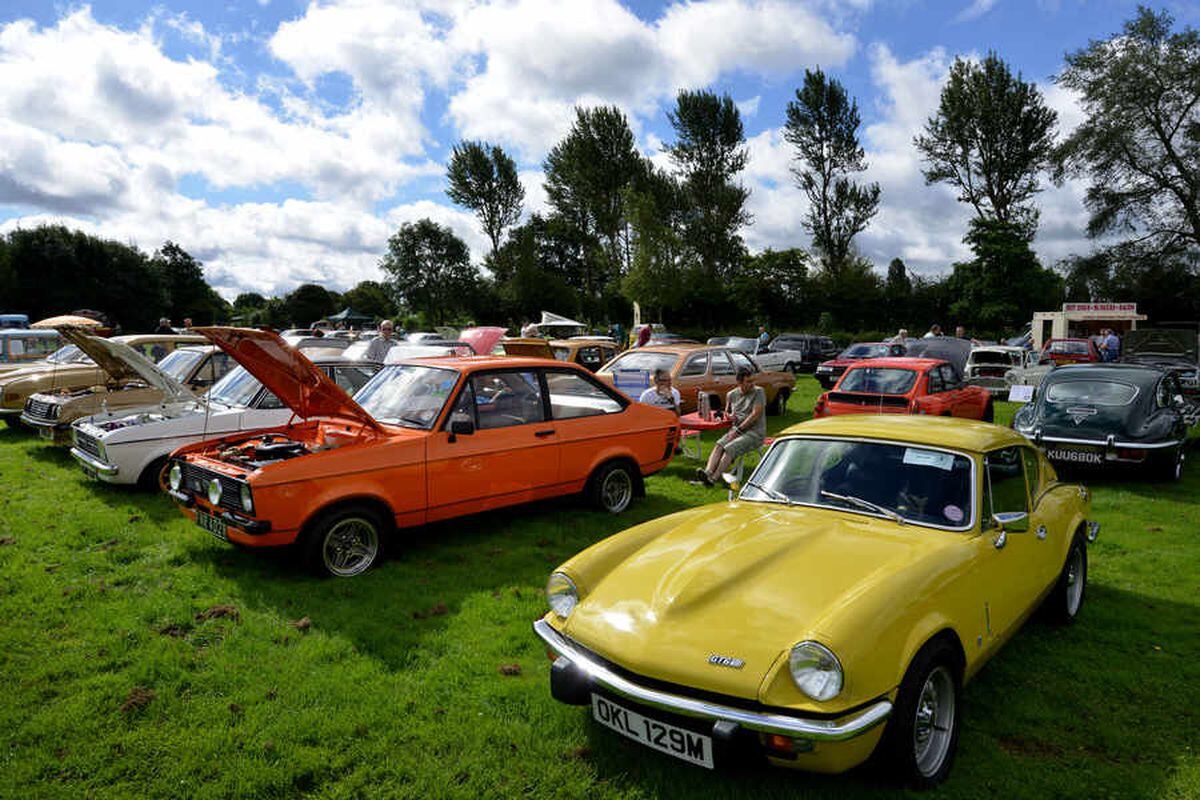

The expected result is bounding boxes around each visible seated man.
[697,367,765,487]
[638,369,681,415]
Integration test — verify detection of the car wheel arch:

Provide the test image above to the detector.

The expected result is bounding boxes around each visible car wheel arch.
[585,453,645,498]
[896,622,968,691]
[300,494,397,540]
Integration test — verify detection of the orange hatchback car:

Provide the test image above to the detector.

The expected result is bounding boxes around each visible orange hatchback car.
[167,328,679,577]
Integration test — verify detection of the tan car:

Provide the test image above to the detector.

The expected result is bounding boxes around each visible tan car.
[596,344,796,415]
[501,337,620,372]
[1,331,204,429]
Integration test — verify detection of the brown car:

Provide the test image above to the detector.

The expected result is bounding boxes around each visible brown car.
[596,344,796,415]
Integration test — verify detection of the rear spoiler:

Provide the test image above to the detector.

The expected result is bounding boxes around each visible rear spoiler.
[827,392,910,408]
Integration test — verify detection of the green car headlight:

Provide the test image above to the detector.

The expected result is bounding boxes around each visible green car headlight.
[546,572,579,619]
[207,478,222,506]
[789,641,843,701]
[168,464,182,491]
[240,482,254,514]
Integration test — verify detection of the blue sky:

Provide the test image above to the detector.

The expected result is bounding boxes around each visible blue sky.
[0,1,1193,299]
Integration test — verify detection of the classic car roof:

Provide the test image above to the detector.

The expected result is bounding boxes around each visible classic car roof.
[115,334,206,345]
[845,357,943,371]
[780,414,1028,453]
[1042,362,1166,387]
[616,343,712,354]
[971,345,1024,353]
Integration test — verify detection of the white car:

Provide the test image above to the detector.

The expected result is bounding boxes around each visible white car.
[70,348,380,488]
[964,345,1038,395]
[706,336,807,374]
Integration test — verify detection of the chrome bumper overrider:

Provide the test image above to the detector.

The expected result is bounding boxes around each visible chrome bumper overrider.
[1087,521,1101,542]
[69,446,119,476]
[533,618,892,741]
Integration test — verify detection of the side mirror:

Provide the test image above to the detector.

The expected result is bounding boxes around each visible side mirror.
[450,418,475,437]
[992,511,1029,532]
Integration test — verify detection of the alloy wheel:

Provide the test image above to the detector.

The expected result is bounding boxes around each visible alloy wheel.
[322,517,380,577]
[601,468,633,513]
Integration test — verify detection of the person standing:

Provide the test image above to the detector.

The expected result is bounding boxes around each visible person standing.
[923,324,943,339]
[696,367,765,487]
[635,325,651,348]
[757,325,770,349]
[889,328,909,344]
[365,320,397,361]
[1102,328,1121,362]
[182,317,193,329]
[155,317,173,334]
[638,369,681,415]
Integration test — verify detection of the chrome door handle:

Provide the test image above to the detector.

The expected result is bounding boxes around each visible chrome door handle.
[993,530,1007,549]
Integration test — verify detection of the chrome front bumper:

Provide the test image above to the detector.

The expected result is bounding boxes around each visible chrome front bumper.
[533,618,892,741]
[18,413,59,429]
[1036,433,1185,450]
[69,446,119,476]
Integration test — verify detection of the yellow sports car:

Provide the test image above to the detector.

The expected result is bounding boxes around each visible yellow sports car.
[534,415,1099,787]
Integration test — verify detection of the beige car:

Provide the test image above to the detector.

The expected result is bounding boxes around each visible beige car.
[2,330,204,430]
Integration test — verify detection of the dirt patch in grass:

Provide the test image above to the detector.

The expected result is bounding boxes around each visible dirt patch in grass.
[195,604,240,622]
[118,686,156,715]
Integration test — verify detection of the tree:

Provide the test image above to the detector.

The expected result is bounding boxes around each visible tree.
[544,107,645,269]
[341,280,396,320]
[785,68,880,275]
[1056,7,1200,256]
[379,219,481,325]
[233,292,266,310]
[666,90,751,321]
[622,164,688,322]
[283,283,336,327]
[946,218,1062,333]
[883,257,913,328]
[729,249,811,328]
[152,241,227,324]
[916,53,1058,233]
[446,141,525,258]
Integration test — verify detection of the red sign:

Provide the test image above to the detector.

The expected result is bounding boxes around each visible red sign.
[1062,302,1138,313]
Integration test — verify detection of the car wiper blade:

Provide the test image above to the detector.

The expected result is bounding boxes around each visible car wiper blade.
[744,479,792,504]
[819,490,905,525]
[397,415,428,427]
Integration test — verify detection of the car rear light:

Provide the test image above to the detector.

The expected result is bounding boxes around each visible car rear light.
[1115,448,1146,461]
[664,427,678,459]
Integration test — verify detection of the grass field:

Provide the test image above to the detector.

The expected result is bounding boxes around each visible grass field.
[1,376,1198,799]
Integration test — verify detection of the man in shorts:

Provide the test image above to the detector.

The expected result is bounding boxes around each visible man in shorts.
[696,367,765,486]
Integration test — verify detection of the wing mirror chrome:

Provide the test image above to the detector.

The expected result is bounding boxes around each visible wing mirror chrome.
[992,511,1030,533]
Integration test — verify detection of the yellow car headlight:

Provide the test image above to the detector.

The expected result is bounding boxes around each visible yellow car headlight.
[789,641,843,701]
[546,572,579,619]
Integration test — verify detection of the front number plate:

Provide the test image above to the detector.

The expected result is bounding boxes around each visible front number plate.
[196,510,228,541]
[591,695,714,769]
[1045,447,1103,465]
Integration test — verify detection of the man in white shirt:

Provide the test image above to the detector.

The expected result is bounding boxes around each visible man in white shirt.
[365,320,397,362]
[638,369,681,415]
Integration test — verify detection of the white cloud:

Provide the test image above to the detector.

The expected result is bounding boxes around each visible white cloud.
[956,0,1000,23]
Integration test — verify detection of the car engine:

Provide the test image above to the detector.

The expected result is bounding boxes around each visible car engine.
[217,434,310,468]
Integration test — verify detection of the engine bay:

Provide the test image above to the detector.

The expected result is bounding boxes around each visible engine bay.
[217,434,312,469]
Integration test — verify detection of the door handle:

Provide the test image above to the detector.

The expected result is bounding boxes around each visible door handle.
[534,429,556,438]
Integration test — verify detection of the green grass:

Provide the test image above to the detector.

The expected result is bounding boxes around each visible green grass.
[0,376,1197,799]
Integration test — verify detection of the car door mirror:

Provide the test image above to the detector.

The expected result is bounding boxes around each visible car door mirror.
[992,511,1029,532]
[448,416,475,441]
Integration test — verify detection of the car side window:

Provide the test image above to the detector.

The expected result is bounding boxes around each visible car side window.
[941,364,962,389]
[577,346,602,371]
[711,351,734,375]
[332,365,377,395]
[257,389,284,410]
[545,371,623,419]
[472,371,545,429]
[729,351,756,373]
[1021,447,1040,504]
[984,447,1029,525]
[680,353,708,377]
[927,368,944,394]
[448,380,477,427]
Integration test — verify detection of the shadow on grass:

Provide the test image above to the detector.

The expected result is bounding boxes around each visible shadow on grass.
[559,583,1199,800]
[194,488,696,672]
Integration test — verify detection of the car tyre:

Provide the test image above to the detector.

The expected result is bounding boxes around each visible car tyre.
[138,456,169,492]
[982,399,994,423]
[586,460,636,514]
[785,361,797,374]
[1044,532,1087,624]
[1157,446,1184,482]
[300,504,386,578]
[878,637,962,789]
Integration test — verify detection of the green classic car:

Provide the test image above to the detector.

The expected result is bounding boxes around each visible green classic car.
[1013,363,1189,480]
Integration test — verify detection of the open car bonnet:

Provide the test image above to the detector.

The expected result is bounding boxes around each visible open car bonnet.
[196,327,380,430]
[1123,329,1197,361]
[57,327,195,403]
[459,326,506,355]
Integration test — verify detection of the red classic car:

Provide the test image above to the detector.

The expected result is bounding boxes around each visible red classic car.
[813,357,994,421]
[814,341,908,389]
[1041,338,1100,365]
